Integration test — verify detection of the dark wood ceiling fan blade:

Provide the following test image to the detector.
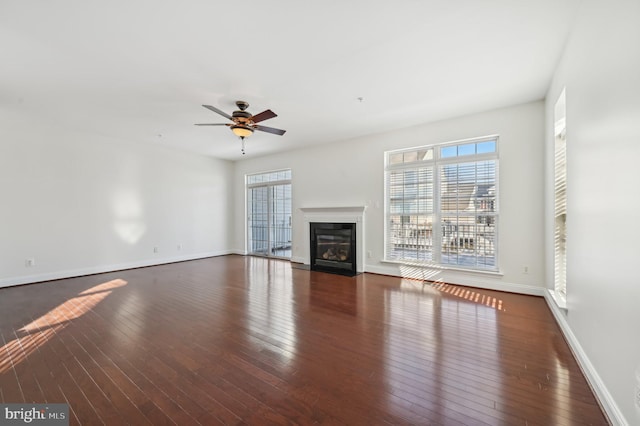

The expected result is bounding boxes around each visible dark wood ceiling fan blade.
[194,123,230,126]
[251,109,277,124]
[202,104,232,120]
[255,125,286,135]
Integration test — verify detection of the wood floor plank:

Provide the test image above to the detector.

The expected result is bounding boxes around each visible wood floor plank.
[0,255,609,425]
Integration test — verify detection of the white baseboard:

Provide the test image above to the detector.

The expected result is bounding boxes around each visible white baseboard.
[0,250,233,289]
[544,290,626,426]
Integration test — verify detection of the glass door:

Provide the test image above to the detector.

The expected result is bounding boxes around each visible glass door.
[269,183,292,257]
[248,186,269,256]
[247,170,292,258]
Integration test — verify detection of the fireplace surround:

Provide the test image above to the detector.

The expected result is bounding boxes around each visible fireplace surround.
[299,206,366,275]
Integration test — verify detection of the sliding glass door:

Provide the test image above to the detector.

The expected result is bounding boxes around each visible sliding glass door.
[247,170,292,258]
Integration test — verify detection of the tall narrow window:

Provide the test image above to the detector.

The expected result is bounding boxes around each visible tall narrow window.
[247,169,292,258]
[554,90,567,303]
[385,137,498,271]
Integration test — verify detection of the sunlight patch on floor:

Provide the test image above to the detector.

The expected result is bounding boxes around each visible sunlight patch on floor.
[0,279,127,374]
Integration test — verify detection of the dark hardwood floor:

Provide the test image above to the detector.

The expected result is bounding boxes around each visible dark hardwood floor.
[0,255,607,425]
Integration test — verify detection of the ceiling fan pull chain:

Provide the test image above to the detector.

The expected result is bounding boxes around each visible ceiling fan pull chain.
[241,136,246,155]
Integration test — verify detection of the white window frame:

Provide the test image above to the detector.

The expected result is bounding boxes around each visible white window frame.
[384,136,499,272]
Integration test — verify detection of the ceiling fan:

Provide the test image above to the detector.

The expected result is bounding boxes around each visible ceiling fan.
[196,101,286,154]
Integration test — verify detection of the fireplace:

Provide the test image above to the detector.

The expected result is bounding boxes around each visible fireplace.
[299,206,365,274]
[310,222,357,276]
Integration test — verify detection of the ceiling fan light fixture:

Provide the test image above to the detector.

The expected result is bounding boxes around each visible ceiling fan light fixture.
[231,125,253,138]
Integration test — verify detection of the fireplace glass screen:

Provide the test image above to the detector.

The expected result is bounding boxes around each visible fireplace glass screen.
[310,222,357,276]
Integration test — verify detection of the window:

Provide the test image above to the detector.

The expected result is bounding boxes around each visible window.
[553,89,567,304]
[385,137,498,271]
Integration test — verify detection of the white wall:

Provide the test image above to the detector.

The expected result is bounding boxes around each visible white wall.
[0,114,234,288]
[544,0,640,424]
[234,100,545,294]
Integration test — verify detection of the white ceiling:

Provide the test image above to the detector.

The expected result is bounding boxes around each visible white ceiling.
[1,0,580,160]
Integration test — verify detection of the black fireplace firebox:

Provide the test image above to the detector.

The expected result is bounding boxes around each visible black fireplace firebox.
[310,222,357,276]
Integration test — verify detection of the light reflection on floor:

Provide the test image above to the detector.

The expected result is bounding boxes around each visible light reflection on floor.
[245,257,297,367]
[382,277,501,421]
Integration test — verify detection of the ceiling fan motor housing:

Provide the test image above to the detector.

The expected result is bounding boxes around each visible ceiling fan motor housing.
[232,110,252,123]
[232,101,252,124]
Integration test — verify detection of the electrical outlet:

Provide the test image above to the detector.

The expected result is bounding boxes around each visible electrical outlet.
[367,251,372,259]
[25,258,35,267]
[522,265,529,274]
[177,244,182,251]
[153,246,159,253]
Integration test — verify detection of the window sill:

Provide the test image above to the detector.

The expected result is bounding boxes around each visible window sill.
[381,259,503,277]
[548,290,567,310]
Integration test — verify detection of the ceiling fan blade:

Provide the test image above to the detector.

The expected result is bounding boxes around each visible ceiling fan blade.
[255,125,286,136]
[194,123,230,126]
[251,109,277,124]
[202,104,232,120]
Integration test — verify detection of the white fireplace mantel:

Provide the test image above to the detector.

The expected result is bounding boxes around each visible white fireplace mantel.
[299,206,366,215]
[299,206,366,273]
